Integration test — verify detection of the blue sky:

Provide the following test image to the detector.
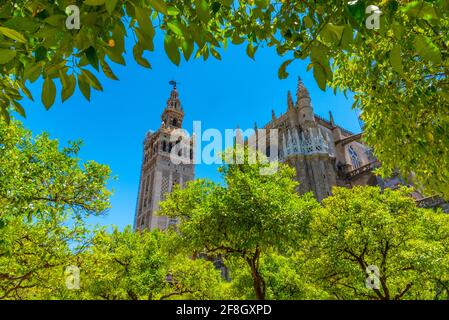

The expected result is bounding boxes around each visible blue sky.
[19,35,361,230]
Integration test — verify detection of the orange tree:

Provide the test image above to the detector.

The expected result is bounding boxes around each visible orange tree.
[0,0,448,197]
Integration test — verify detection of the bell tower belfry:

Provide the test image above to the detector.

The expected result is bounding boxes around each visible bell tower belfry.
[134,81,194,230]
[161,81,184,129]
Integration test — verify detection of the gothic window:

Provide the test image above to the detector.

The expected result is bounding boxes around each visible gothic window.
[162,141,167,152]
[349,146,361,169]
[172,118,178,127]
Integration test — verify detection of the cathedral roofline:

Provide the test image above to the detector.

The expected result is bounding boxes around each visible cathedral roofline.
[314,113,355,136]
[262,110,355,137]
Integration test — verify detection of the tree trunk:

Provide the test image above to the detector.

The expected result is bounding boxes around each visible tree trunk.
[246,247,265,300]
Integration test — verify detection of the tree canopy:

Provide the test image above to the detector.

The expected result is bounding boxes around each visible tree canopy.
[304,186,449,300]
[0,120,225,300]
[159,147,322,299]
[0,0,447,198]
[0,120,111,299]
[1,124,449,300]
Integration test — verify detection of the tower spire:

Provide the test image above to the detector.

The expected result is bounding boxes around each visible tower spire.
[166,80,182,111]
[329,110,335,127]
[161,82,184,129]
[296,76,315,127]
[287,90,294,110]
[296,76,310,103]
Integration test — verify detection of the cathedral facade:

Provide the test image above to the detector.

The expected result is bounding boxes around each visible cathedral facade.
[135,77,447,231]
[251,77,379,202]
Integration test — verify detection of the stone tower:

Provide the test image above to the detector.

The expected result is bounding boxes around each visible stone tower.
[258,77,340,201]
[286,77,337,201]
[134,83,194,230]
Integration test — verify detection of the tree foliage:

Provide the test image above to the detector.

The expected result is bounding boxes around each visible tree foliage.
[77,226,226,300]
[160,150,449,300]
[0,0,447,198]
[159,146,320,299]
[2,123,449,300]
[304,186,449,300]
[0,119,111,299]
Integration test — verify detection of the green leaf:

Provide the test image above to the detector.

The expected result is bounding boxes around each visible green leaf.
[0,49,16,64]
[105,48,126,65]
[278,59,293,79]
[255,0,269,9]
[78,74,91,101]
[210,47,221,60]
[3,17,40,32]
[34,46,47,62]
[23,63,41,83]
[1,107,10,124]
[340,24,354,50]
[414,35,442,64]
[133,44,152,68]
[61,74,76,102]
[164,35,180,65]
[181,38,194,61]
[85,46,99,71]
[346,0,365,24]
[81,69,103,91]
[12,101,26,118]
[392,22,404,39]
[195,0,210,23]
[42,77,56,110]
[44,15,66,27]
[246,43,257,60]
[303,16,313,29]
[310,45,331,91]
[389,44,403,74]
[211,1,221,14]
[313,62,327,91]
[105,0,119,14]
[84,0,105,6]
[167,7,180,16]
[321,23,345,45]
[0,27,26,43]
[149,0,168,14]
[219,0,233,6]
[167,22,183,36]
[135,7,155,38]
[101,60,119,80]
[402,1,438,21]
[135,28,154,51]
[18,82,34,101]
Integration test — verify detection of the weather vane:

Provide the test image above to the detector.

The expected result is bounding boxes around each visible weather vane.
[169,80,179,88]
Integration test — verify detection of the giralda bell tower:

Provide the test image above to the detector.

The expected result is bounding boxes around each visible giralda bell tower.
[134,82,194,230]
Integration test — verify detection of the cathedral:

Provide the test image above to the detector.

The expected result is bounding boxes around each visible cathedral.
[135,77,447,231]
[250,77,379,202]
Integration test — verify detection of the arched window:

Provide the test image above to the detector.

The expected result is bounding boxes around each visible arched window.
[172,118,178,127]
[349,146,361,169]
[162,141,167,152]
